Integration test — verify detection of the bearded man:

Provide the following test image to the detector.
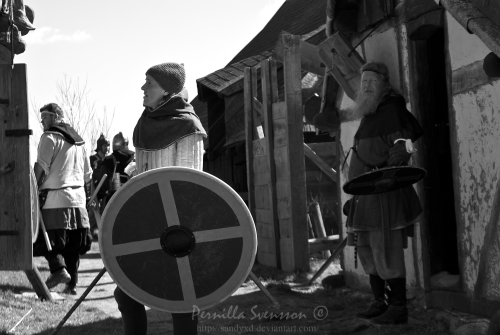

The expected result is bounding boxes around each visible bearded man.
[341,62,424,325]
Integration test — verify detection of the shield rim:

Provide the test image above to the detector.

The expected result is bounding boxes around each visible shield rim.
[99,167,257,313]
[30,170,39,243]
[342,166,427,195]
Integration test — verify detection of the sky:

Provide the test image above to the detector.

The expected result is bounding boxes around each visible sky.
[16,0,286,154]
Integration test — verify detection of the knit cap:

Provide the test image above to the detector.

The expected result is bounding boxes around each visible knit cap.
[361,62,390,82]
[146,62,186,95]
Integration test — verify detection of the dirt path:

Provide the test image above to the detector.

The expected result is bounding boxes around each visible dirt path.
[48,241,484,335]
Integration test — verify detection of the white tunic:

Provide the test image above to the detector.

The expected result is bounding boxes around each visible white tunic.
[135,133,205,173]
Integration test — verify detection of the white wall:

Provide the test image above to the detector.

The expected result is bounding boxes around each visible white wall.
[446,12,500,297]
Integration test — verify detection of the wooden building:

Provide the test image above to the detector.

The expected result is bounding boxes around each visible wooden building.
[193,0,341,269]
[321,0,500,317]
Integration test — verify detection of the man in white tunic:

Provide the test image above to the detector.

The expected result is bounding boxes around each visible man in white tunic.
[113,62,206,335]
[33,103,92,295]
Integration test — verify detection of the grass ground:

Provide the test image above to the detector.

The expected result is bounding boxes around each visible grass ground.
[0,245,452,335]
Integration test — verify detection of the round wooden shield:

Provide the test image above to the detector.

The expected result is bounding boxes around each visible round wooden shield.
[30,170,39,243]
[99,167,257,313]
[343,166,427,195]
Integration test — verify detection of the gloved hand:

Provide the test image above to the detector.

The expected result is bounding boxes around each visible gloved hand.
[387,141,411,166]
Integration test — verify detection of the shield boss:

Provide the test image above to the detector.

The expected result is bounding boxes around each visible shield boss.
[99,167,257,313]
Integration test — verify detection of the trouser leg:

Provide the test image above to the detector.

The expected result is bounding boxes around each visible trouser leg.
[63,251,80,287]
[114,286,147,335]
[172,313,198,335]
[45,252,66,274]
[355,246,389,319]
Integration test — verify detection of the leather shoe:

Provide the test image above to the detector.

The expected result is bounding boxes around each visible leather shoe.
[45,268,71,289]
[62,285,77,295]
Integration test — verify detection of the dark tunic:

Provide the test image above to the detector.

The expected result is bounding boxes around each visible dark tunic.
[346,93,424,233]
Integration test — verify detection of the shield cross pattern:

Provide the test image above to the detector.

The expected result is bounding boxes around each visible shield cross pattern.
[99,167,257,313]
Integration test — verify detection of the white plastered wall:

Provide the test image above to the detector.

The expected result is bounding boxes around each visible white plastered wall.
[446,13,500,298]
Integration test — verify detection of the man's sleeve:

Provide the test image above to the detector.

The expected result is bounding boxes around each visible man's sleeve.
[82,147,92,184]
[36,134,55,174]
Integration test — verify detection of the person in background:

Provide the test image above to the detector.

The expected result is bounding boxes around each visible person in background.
[33,103,93,296]
[89,133,110,174]
[112,62,206,335]
[88,133,110,235]
[95,132,135,208]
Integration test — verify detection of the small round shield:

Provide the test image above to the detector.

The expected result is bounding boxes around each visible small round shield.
[343,166,427,195]
[99,167,257,313]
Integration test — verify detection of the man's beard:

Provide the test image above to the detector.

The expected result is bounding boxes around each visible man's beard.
[345,90,385,122]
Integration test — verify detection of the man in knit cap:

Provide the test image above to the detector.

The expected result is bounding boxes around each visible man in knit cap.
[111,62,206,335]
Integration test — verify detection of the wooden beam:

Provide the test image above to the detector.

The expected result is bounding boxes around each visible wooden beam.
[282,34,309,272]
[273,31,325,75]
[440,0,500,58]
[24,263,53,301]
[261,59,281,269]
[244,68,255,222]
[0,64,32,271]
[308,235,340,253]
[303,143,337,182]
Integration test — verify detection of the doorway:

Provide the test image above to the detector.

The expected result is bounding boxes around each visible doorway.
[409,28,460,279]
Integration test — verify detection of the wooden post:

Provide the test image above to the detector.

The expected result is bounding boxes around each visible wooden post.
[244,68,256,225]
[0,63,53,301]
[0,64,32,270]
[279,34,309,271]
[309,202,331,259]
[261,59,281,269]
[24,262,53,301]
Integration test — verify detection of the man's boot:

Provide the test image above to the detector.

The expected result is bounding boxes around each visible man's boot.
[356,275,388,319]
[370,277,408,325]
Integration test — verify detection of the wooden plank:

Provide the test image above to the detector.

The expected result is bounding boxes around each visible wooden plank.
[272,101,287,120]
[307,142,337,158]
[273,146,290,182]
[0,45,12,64]
[256,208,273,226]
[308,235,341,253]
[251,67,260,140]
[24,264,53,301]
[273,118,287,148]
[244,67,255,221]
[318,48,357,100]
[317,33,366,101]
[261,58,281,269]
[303,143,337,182]
[0,64,32,270]
[254,185,270,209]
[282,34,309,272]
[470,0,500,28]
[253,156,269,186]
[272,31,325,75]
[270,60,279,104]
[309,202,331,258]
[279,218,293,238]
[276,181,291,220]
[252,138,267,158]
